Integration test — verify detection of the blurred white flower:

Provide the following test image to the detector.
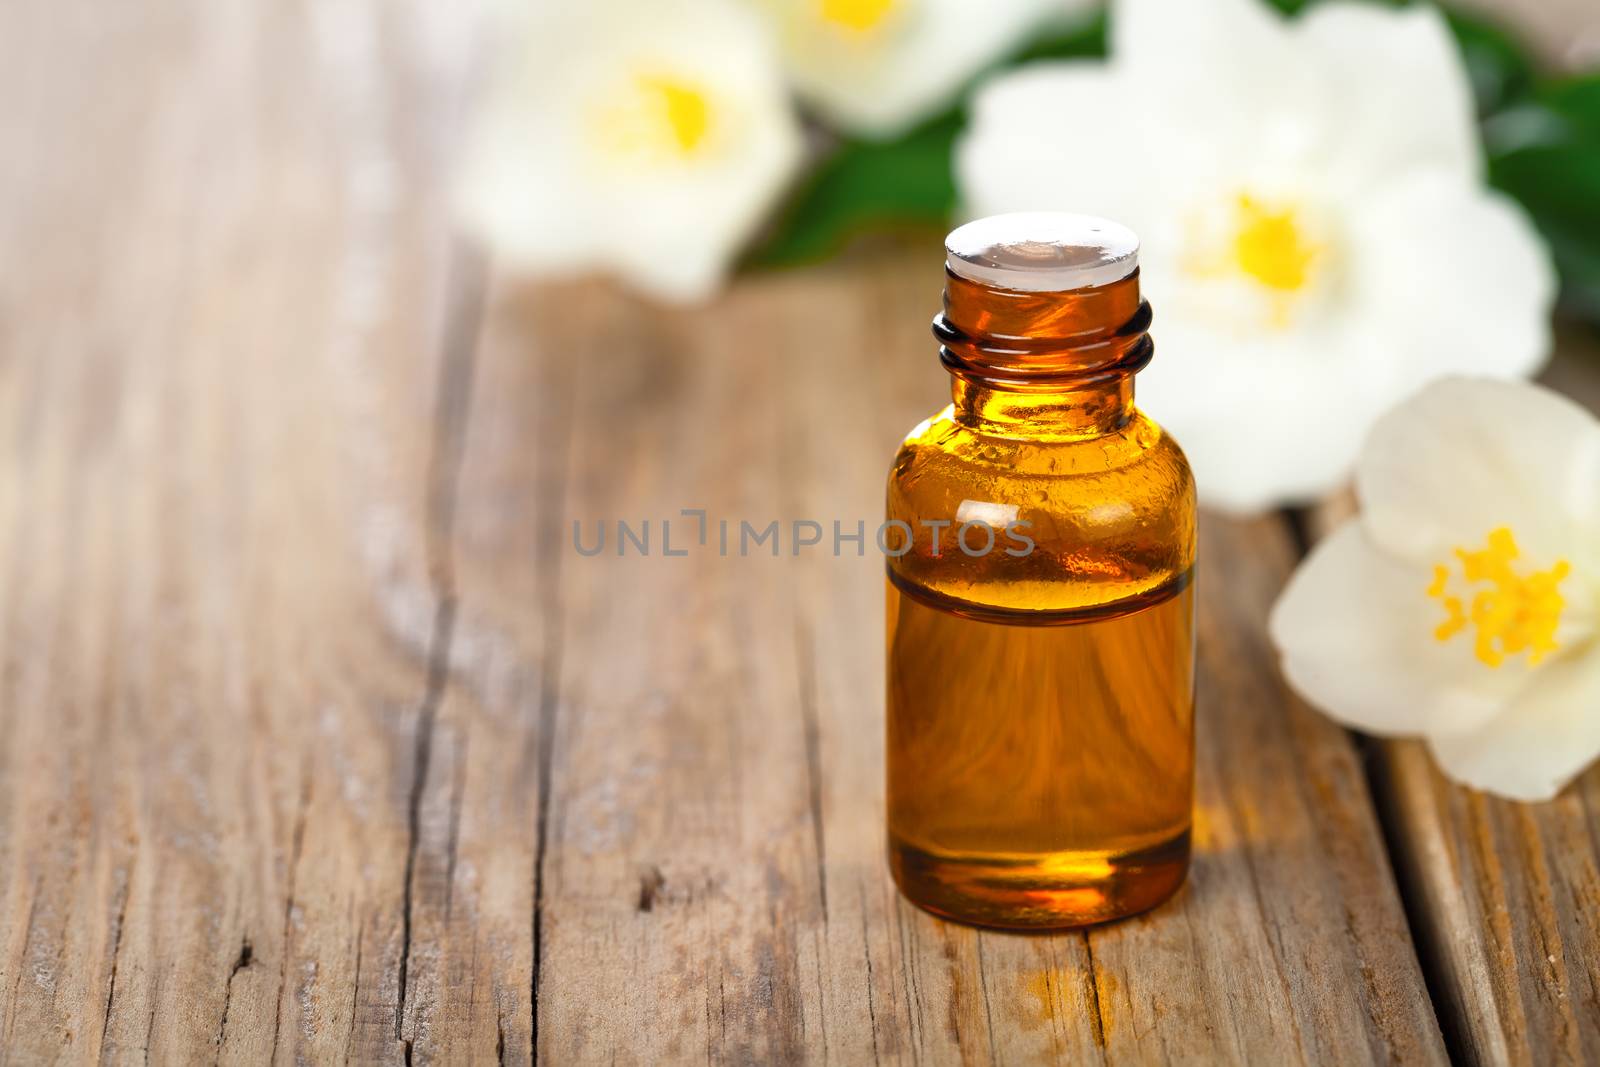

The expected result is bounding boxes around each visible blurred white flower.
[456,0,803,303]
[1270,379,1600,801]
[957,0,1557,512]
[757,0,1074,139]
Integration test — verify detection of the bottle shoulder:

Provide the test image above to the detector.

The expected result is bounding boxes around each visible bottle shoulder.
[886,405,1195,614]
[890,405,1193,501]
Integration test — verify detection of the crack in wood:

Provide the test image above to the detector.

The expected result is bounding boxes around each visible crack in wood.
[270,773,310,1066]
[344,935,364,1067]
[1080,931,1108,1052]
[213,936,254,1060]
[98,864,131,1061]
[143,975,158,1067]
[444,731,468,925]
[637,867,666,914]
[793,618,829,925]
[393,429,460,1047]
[973,934,1000,1066]
[530,615,561,1062]
[857,885,882,1067]
[530,280,577,1067]
[394,240,486,1054]
[892,899,924,1064]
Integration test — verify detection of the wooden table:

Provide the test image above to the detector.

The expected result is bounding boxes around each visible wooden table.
[2,3,1597,1064]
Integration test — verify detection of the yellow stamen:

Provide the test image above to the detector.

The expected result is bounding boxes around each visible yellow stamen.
[818,0,897,33]
[1427,526,1570,668]
[1233,194,1319,293]
[640,74,711,154]
[593,72,713,160]
[1434,596,1467,642]
[1426,564,1448,598]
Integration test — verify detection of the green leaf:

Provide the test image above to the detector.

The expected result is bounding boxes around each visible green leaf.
[1490,145,1600,320]
[1540,75,1600,142]
[747,111,963,267]
[1444,8,1537,116]
[1009,11,1107,63]
[1484,72,1600,320]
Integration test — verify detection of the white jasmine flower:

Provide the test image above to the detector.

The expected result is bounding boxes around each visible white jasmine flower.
[456,0,803,303]
[757,0,1075,138]
[956,0,1557,512]
[1270,379,1600,801]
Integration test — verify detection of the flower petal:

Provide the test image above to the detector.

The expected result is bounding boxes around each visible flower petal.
[1356,378,1600,567]
[1111,0,1314,183]
[455,0,803,303]
[1294,3,1479,193]
[956,62,1149,225]
[1347,172,1555,389]
[1113,0,1294,89]
[1428,641,1600,801]
[771,0,1069,139]
[1138,323,1374,513]
[1269,520,1531,737]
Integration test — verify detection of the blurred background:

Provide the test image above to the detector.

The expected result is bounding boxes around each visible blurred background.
[458,0,1600,517]
[466,0,1600,307]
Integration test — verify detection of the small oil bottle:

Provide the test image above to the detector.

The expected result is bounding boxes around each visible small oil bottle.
[886,213,1196,929]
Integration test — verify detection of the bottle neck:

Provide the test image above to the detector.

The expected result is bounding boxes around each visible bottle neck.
[950,376,1134,437]
[935,268,1151,439]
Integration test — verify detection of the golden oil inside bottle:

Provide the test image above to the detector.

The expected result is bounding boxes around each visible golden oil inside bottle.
[887,571,1194,928]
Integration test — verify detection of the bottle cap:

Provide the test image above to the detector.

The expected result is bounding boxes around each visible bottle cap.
[945,212,1139,292]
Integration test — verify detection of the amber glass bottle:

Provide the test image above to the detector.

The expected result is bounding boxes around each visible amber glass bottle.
[885,213,1196,930]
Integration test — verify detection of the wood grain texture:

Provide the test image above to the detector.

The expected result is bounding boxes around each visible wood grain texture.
[0,1,497,1062]
[1369,743,1600,1067]
[454,261,1447,1064]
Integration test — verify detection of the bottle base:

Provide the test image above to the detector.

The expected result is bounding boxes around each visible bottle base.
[888,828,1190,930]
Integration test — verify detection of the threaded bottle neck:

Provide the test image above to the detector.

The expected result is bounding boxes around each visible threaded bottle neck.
[935,268,1152,383]
[934,268,1152,437]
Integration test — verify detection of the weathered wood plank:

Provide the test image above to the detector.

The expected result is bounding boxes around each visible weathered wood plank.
[1370,742,1600,1066]
[462,254,1447,1063]
[0,1,491,1062]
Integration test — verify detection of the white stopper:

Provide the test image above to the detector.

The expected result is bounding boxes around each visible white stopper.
[945,212,1140,292]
